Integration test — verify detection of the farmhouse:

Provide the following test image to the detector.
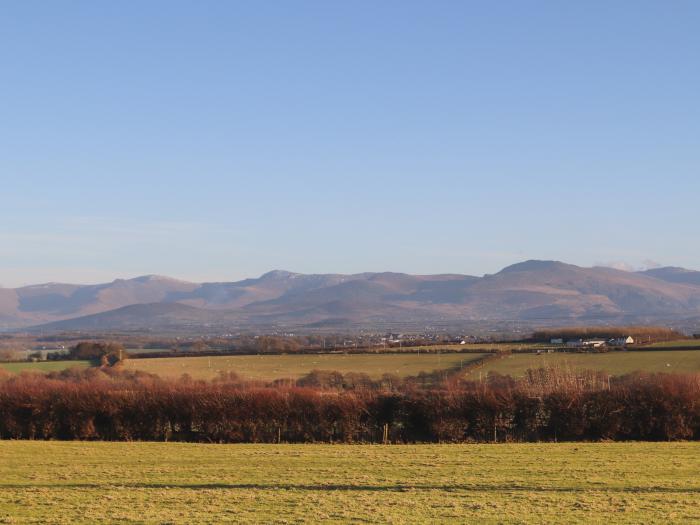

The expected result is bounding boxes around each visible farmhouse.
[583,340,607,348]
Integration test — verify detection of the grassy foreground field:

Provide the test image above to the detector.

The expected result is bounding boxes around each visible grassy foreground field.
[0,442,698,524]
[466,349,700,378]
[123,352,489,380]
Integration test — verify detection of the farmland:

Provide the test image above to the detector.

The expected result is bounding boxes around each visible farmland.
[4,347,700,381]
[647,339,700,349]
[123,352,489,380]
[3,339,700,382]
[0,360,89,374]
[465,349,700,378]
[0,441,698,524]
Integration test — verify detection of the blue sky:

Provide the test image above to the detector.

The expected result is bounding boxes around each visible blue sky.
[1,1,699,286]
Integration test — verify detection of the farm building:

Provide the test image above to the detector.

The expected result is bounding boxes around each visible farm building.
[609,336,635,346]
[566,339,584,348]
[550,338,564,345]
[583,340,607,349]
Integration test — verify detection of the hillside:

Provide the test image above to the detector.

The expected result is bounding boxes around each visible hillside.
[640,267,700,286]
[4,260,700,332]
[32,303,226,332]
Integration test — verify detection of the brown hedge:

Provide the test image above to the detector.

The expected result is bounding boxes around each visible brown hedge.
[0,368,699,442]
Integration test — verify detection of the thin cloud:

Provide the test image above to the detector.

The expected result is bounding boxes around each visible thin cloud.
[595,260,666,272]
[642,259,663,270]
[596,261,636,272]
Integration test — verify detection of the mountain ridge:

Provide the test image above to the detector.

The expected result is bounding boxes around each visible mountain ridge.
[2,261,700,331]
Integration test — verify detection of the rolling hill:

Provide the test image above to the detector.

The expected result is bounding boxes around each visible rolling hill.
[3,261,700,331]
[640,267,700,287]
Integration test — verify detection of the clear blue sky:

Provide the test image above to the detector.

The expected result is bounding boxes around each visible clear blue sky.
[1,1,699,286]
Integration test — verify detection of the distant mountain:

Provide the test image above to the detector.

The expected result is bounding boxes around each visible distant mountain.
[4,260,700,332]
[33,303,223,332]
[639,267,700,287]
[464,261,700,320]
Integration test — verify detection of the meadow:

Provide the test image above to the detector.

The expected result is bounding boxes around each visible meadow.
[4,345,700,382]
[0,441,698,524]
[647,339,700,349]
[466,349,700,378]
[0,360,89,374]
[122,352,489,380]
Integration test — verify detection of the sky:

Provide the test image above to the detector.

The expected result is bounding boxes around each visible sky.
[1,1,699,286]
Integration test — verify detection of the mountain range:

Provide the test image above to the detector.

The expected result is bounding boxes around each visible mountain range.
[2,261,700,332]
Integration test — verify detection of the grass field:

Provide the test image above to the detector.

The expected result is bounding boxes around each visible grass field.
[0,360,89,374]
[0,441,698,524]
[5,346,700,381]
[125,348,173,354]
[647,339,700,349]
[123,352,489,380]
[465,349,700,378]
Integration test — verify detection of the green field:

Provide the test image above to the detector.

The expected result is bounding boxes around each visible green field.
[123,352,488,380]
[647,339,700,349]
[0,441,698,524]
[466,349,700,378]
[125,347,173,354]
[6,347,700,381]
[0,360,89,374]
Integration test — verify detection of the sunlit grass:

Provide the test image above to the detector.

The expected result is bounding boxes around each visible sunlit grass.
[0,360,89,374]
[123,352,489,380]
[0,441,698,524]
[466,349,700,378]
[647,339,700,348]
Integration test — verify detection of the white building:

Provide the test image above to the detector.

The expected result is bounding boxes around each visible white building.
[609,336,635,346]
[583,339,607,348]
